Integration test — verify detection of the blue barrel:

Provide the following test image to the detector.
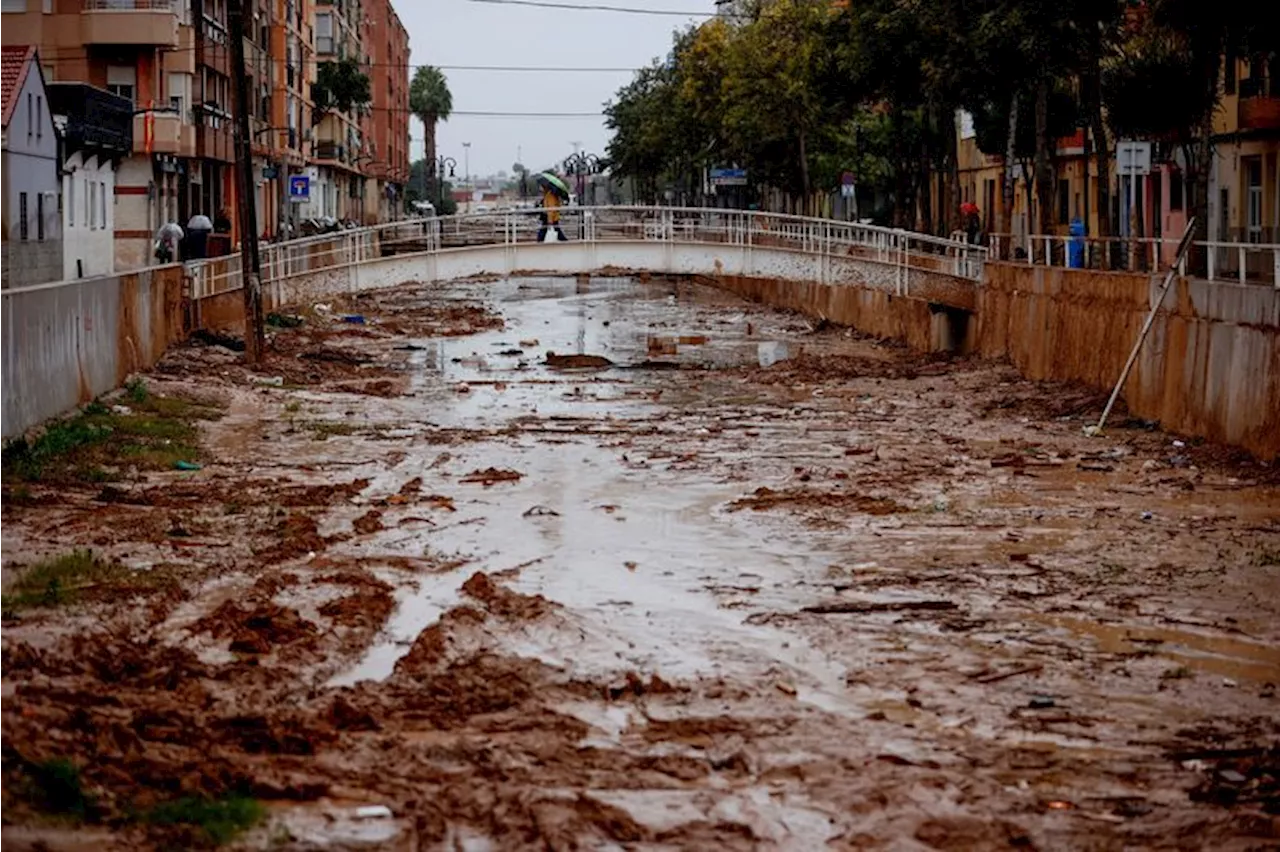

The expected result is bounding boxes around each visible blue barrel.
[1068,218,1085,268]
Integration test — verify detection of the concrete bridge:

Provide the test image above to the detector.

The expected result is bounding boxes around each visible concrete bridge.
[187,206,986,340]
[3,206,1277,457]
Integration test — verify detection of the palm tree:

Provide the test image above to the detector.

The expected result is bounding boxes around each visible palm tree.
[410,66,453,204]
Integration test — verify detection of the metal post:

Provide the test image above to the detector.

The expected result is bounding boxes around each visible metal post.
[229,0,265,362]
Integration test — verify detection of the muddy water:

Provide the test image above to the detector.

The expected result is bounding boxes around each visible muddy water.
[5,274,1279,850]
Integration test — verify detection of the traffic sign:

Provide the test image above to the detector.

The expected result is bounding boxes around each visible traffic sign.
[711,166,747,185]
[288,174,310,202]
[262,165,279,180]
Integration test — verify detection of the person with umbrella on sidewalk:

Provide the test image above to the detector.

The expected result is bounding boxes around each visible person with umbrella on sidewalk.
[536,172,571,242]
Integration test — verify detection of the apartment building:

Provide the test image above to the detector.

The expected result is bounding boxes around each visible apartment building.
[304,0,364,222]
[1210,53,1280,247]
[3,0,409,272]
[362,0,408,223]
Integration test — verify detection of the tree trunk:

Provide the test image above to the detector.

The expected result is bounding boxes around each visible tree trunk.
[942,110,958,236]
[1034,79,1054,235]
[798,128,810,214]
[1081,39,1111,239]
[1000,91,1019,258]
[424,119,438,207]
[918,136,933,234]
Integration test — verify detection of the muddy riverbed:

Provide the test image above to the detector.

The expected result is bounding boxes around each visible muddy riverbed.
[3,275,1279,850]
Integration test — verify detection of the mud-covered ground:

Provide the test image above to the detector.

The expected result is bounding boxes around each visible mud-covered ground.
[3,276,1279,851]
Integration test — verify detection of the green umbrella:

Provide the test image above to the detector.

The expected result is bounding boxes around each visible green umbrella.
[536,172,571,200]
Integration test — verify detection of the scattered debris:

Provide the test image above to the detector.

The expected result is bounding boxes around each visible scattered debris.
[459,468,523,486]
[522,505,560,517]
[802,600,958,615]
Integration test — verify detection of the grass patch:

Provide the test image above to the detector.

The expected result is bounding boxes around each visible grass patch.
[1,549,177,613]
[147,795,265,846]
[23,759,95,821]
[305,420,358,440]
[2,386,223,484]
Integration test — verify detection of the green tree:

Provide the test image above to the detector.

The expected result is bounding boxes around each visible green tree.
[410,66,454,204]
[721,0,839,212]
[312,57,371,117]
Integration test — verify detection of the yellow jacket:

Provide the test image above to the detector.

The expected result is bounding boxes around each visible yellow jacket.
[542,188,561,224]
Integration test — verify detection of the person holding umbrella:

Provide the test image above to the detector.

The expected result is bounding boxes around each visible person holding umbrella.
[536,172,571,242]
[960,200,981,245]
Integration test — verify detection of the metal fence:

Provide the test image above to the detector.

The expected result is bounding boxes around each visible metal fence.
[989,232,1279,287]
[187,205,987,298]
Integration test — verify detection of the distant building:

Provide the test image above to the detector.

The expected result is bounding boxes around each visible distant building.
[2,45,62,288]
[48,82,133,279]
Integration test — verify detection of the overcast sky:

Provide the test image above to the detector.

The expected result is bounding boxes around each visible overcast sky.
[398,0,718,178]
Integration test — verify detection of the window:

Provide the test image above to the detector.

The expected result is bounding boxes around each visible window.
[37,193,44,240]
[84,177,90,226]
[19,193,29,241]
[100,181,107,228]
[107,65,136,105]
[36,95,42,139]
[27,92,33,139]
[1246,157,1263,243]
[1225,51,1237,95]
[316,12,333,53]
[1057,178,1069,223]
[89,182,97,230]
[69,176,75,227]
[1169,170,1184,211]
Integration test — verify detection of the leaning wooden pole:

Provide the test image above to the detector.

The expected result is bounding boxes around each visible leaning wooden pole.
[1089,218,1197,436]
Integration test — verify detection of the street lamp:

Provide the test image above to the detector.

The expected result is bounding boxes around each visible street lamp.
[434,155,457,211]
[563,151,601,206]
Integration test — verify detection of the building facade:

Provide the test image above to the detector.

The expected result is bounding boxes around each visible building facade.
[2,45,62,288]
[48,81,134,278]
[363,0,409,222]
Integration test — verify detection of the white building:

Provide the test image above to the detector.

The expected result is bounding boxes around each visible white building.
[48,82,134,279]
[2,45,62,288]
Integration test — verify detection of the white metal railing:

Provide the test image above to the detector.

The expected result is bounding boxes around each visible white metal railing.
[990,232,1280,288]
[185,205,987,299]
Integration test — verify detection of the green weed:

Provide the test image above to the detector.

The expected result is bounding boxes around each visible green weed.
[1,549,176,612]
[305,421,358,440]
[147,795,265,846]
[2,392,222,483]
[20,758,95,821]
[125,378,150,404]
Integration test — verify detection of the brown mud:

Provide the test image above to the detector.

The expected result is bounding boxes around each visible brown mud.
[2,276,1278,850]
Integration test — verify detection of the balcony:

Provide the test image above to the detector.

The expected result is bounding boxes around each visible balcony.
[81,0,179,47]
[47,83,133,158]
[1239,94,1280,132]
[132,112,193,157]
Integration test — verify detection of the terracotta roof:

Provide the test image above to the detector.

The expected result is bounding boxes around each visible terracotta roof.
[2,45,37,129]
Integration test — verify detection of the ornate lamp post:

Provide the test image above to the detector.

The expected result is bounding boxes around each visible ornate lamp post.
[434,155,457,211]
[563,151,601,206]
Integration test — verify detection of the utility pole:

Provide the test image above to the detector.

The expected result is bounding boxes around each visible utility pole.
[229,0,266,362]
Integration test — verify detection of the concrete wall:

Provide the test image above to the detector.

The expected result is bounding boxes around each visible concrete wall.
[62,150,117,279]
[975,263,1280,457]
[1,265,186,439]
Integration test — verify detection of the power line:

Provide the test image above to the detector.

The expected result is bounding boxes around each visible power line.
[469,0,718,15]
[34,45,646,73]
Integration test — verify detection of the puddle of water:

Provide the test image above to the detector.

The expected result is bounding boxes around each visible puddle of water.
[327,572,463,686]
[1026,613,1280,683]
[588,787,839,849]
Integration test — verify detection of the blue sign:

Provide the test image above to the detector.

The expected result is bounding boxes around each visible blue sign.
[710,167,747,187]
[288,175,310,202]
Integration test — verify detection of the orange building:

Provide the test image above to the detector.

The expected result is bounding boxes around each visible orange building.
[362,0,409,222]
